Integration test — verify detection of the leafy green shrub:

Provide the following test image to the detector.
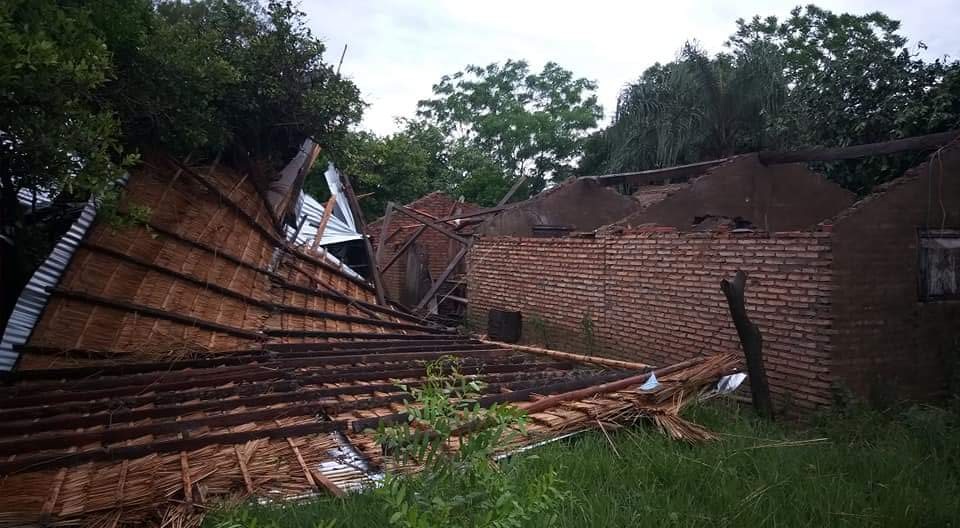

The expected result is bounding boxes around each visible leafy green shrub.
[372,357,568,528]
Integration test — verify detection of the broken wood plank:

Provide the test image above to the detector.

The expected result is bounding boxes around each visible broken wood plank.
[311,195,338,251]
[281,429,318,490]
[311,468,347,498]
[180,451,193,507]
[235,445,255,494]
[337,169,388,305]
[392,206,468,245]
[415,243,470,311]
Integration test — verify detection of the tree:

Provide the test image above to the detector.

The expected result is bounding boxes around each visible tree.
[590,42,784,174]
[94,0,363,164]
[417,60,603,198]
[0,0,132,321]
[583,5,960,193]
[1,0,364,323]
[730,5,959,191]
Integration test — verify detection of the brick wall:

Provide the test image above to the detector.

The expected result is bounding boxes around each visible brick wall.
[467,237,608,353]
[468,228,835,413]
[369,192,480,300]
[830,144,960,402]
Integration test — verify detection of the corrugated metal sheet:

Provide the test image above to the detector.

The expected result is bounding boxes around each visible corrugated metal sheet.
[16,187,53,210]
[287,190,366,282]
[0,176,126,371]
[287,182,363,247]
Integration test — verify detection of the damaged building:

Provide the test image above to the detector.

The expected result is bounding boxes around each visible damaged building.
[469,135,960,413]
[0,143,736,527]
[368,192,481,309]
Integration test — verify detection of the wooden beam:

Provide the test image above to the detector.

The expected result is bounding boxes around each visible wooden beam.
[50,288,263,339]
[497,175,528,206]
[107,221,416,323]
[721,271,773,419]
[517,356,711,416]
[410,175,528,312]
[380,197,488,276]
[393,206,468,245]
[180,451,193,507]
[381,223,428,274]
[349,370,628,434]
[338,170,387,305]
[0,401,351,456]
[415,243,470,311]
[0,353,559,410]
[291,214,308,243]
[0,368,571,427]
[586,158,728,188]
[0,420,348,475]
[374,201,395,266]
[758,130,960,165]
[8,339,478,383]
[479,340,655,370]
[311,195,337,251]
[311,468,347,498]
[2,342,495,395]
[164,156,280,241]
[281,426,319,491]
[80,242,440,334]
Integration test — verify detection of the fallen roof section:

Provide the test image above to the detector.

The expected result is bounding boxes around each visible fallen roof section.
[4,151,449,370]
[0,336,738,527]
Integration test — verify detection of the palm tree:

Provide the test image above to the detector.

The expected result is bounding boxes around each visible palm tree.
[600,42,785,173]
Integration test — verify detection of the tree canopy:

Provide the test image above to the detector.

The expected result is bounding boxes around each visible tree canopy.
[2,0,362,216]
[417,60,603,199]
[582,5,960,193]
[1,0,364,320]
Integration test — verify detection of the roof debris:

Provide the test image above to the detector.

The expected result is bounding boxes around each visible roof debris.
[0,145,742,527]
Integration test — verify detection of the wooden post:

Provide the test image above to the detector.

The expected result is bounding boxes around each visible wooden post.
[290,214,308,243]
[721,270,774,419]
[415,242,470,312]
[393,205,468,245]
[410,176,528,312]
[338,171,388,306]
[374,202,395,266]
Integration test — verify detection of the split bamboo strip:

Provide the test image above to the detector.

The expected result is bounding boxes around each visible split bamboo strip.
[478,340,655,371]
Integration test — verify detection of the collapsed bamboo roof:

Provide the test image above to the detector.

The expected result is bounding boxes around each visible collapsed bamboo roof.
[15,153,446,369]
[0,337,738,527]
[0,149,741,527]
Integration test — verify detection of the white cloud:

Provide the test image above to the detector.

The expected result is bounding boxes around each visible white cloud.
[302,0,959,135]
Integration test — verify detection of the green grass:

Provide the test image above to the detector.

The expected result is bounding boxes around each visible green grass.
[208,401,960,527]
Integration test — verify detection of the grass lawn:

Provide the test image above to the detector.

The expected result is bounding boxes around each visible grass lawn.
[208,400,960,527]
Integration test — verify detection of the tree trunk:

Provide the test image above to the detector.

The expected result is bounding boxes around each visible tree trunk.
[721,270,774,419]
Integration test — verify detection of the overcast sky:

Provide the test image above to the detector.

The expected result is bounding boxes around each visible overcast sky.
[301,0,959,136]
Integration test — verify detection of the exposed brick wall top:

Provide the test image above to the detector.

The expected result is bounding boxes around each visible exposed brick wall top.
[620,154,855,232]
[469,228,835,414]
[829,142,960,402]
[478,178,641,237]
